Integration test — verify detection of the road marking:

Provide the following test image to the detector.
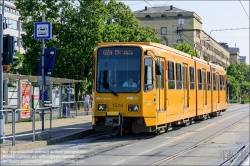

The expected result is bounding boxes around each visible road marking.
[196,122,216,131]
[111,112,245,165]
[217,112,242,123]
[111,132,193,165]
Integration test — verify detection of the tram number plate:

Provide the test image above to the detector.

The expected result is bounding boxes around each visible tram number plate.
[112,103,123,107]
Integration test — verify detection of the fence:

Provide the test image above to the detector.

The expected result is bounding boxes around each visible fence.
[0,107,52,146]
[0,100,91,146]
[60,101,90,117]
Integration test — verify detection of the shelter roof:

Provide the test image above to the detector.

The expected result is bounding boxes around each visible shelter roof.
[3,73,84,84]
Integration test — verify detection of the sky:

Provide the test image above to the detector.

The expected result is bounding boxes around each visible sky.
[120,1,250,64]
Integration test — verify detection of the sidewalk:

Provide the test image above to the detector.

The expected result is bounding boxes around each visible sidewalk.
[0,110,93,154]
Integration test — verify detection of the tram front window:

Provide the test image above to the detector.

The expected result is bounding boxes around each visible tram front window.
[96,46,141,93]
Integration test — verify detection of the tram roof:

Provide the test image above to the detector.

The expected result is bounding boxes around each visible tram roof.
[98,42,225,70]
[3,73,84,84]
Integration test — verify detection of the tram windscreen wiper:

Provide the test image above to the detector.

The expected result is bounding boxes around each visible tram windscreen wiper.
[102,70,118,96]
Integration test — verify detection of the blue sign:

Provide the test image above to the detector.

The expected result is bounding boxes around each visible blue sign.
[38,48,57,76]
[39,90,48,101]
[34,22,52,39]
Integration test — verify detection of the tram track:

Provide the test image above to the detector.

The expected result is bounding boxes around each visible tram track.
[46,105,249,166]
[219,141,249,166]
[1,105,248,166]
[149,114,249,166]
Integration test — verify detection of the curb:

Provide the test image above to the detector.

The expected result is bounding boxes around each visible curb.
[0,129,95,154]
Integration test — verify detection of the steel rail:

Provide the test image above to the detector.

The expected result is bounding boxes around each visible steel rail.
[149,115,249,166]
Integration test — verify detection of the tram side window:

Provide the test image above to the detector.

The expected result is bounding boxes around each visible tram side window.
[182,66,187,89]
[217,74,219,90]
[207,71,211,90]
[220,75,223,91]
[176,63,182,89]
[144,58,153,91]
[224,75,226,90]
[202,71,206,90]
[168,61,175,89]
[198,69,202,90]
[189,67,195,90]
[213,73,217,90]
[160,61,164,89]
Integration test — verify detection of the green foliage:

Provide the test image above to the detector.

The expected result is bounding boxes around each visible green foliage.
[226,63,250,100]
[173,42,200,58]
[14,0,162,97]
[241,81,250,100]
[229,100,238,103]
[226,75,239,100]
[10,51,29,74]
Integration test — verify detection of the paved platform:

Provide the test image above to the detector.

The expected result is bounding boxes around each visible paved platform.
[0,110,93,154]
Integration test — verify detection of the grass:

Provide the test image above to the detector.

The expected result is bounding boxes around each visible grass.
[20,118,31,122]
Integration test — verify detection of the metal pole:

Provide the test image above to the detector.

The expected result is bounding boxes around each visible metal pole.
[239,81,242,103]
[228,86,230,103]
[41,13,45,131]
[172,25,174,46]
[0,0,5,144]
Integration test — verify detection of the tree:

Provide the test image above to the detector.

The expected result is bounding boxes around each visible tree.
[241,81,250,101]
[173,42,200,58]
[226,75,239,100]
[226,62,250,101]
[14,0,162,100]
[9,51,27,74]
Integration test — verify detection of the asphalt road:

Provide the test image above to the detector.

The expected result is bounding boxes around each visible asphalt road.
[1,104,249,166]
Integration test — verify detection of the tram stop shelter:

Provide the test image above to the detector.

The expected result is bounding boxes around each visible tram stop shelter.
[2,73,84,122]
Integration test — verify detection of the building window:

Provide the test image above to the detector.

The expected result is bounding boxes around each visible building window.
[177,39,183,44]
[161,27,167,35]
[12,20,18,30]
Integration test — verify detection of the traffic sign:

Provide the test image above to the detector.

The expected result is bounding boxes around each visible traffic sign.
[34,22,52,39]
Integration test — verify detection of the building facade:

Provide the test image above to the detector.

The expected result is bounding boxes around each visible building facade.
[134,6,230,68]
[220,43,244,64]
[239,56,246,64]
[0,1,25,54]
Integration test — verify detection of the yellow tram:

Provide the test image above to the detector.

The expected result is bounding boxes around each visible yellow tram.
[89,42,227,135]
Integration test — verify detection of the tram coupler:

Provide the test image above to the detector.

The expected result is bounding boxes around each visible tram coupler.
[105,112,122,127]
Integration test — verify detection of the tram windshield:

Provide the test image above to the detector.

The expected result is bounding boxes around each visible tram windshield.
[96,46,141,94]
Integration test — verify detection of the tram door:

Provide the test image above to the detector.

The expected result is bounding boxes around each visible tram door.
[182,63,188,109]
[155,58,166,126]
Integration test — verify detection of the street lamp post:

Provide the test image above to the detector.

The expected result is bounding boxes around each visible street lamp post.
[239,80,242,103]
[172,19,184,46]
[172,24,178,46]
[205,39,214,63]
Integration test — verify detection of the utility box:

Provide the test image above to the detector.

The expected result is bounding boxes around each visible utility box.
[62,103,70,118]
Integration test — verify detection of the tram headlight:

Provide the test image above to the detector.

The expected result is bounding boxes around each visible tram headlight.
[98,104,107,111]
[128,104,139,112]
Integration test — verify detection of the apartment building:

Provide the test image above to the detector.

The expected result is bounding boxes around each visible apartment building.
[219,43,245,64]
[0,1,25,54]
[134,5,230,68]
[239,56,246,64]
